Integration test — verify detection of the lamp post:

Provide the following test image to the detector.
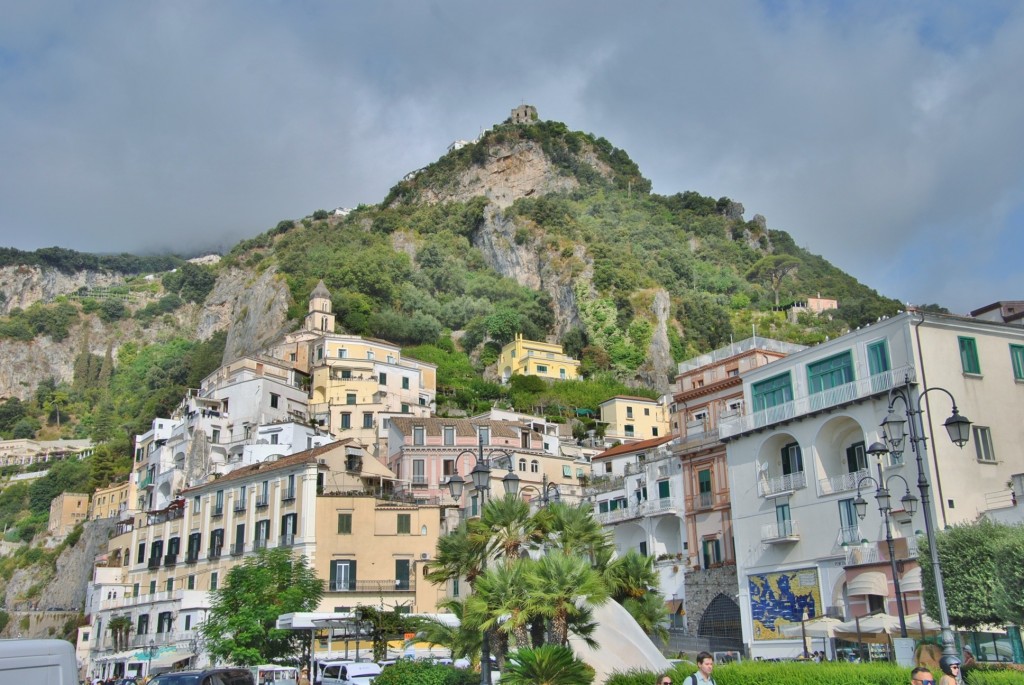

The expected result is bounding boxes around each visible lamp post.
[148,638,156,678]
[855,446,919,638]
[446,435,519,685]
[540,473,561,506]
[876,377,971,661]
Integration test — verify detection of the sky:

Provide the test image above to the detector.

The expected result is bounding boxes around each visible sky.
[1,2,1022,315]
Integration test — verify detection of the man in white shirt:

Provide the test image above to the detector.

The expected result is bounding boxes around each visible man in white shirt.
[689,651,715,685]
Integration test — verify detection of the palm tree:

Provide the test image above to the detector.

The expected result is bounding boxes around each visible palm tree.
[603,551,659,602]
[525,551,609,647]
[621,592,670,643]
[467,559,532,652]
[412,599,481,666]
[501,645,594,685]
[425,523,488,588]
[540,502,612,563]
[108,615,133,652]
[476,494,542,561]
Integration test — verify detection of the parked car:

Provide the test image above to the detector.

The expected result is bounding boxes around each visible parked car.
[320,662,381,684]
[148,668,255,685]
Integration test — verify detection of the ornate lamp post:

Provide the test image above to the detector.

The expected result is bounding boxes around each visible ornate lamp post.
[874,377,971,661]
[856,444,919,638]
[148,638,156,678]
[446,435,519,685]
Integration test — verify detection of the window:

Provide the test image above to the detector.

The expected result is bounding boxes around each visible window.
[281,512,297,541]
[530,460,539,473]
[624,424,635,437]
[659,479,672,499]
[340,413,351,429]
[133,582,139,597]
[536,364,548,373]
[413,426,425,446]
[402,377,410,390]
[412,460,425,485]
[838,499,858,543]
[470,495,479,517]
[165,577,173,593]
[781,442,803,475]
[346,392,356,405]
[255,519,270,544]
[443,426,455,446]
[211,428,220,444]
[443,459,455,476]
[210,572,218,591]
[341,369,352,379]
[518,458,527,472]
[560,368,566,379]
[187,532,201,561]
[846,441,867,473]
[395,559,411,590]
[776,503,793,536]
[270,433,278,445]
[452,578,460,597]
[149,580,156,594]
[626,407,634,419]
[1011,345,1024,380]
[599,501,609,513]
[807,351,854,393]
[401,403,410,413]
[316,347,323,361]
[387,355,395,364]
[752,373,793,412]
[137,542,145,564]
[270,393,280,409]
[974,426,995,462]
[562,465,572,477]
[378,372,387,385]
[187,575,195,590]
[367,351,374,360]
[867,340,890,375]
[330,560,356,592]
[138,614,149,635]
[959,336,981,374]
[652,427,659,437]
[397,513,411,534]
[215,490,224,515]
[698,469,712,506]
[702,538,722,568]
[362,412,373,428]
[337,513,352,534]
[479,427,490,444]
[184,615,191,631]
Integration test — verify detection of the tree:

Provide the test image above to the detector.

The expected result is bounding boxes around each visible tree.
[467,559,532,656]
[475,494,543,561]
[108,615,133,652]
[425,523,488,588]
[202,547,323,665]
[413,599,482,666]
[0,397,26,433]
[993,527,1024,625]
[525,552,609,647]
[356,605,421,662]
[745,255,800,306]
[501,645,594,685]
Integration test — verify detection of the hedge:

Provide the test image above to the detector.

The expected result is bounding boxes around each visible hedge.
[370,659,477,685]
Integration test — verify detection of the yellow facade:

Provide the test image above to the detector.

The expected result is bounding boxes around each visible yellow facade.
[497,334,580,382]
[49,492,89,535]
[599,396,670,443]
[90,481,135,520]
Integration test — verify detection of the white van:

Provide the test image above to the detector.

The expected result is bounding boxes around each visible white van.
[0,638,78,685]
[320,661,382,684]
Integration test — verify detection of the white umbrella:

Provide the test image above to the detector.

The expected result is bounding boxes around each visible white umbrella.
[781,615,843,639]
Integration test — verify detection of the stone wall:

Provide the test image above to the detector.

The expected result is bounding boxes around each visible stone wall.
[684,564,738,636]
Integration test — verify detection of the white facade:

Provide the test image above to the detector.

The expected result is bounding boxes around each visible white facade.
[724,310,1024,659]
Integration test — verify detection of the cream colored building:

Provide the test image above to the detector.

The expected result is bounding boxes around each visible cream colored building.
[90,481,136,521]
[85,442,444,679]
[497,334,580,383]
[0,438,94,466]
[599,396,670,444]
[49,492,89,535]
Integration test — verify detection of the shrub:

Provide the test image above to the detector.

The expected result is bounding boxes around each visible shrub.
[371,659,477,685]
[608,661,913,685]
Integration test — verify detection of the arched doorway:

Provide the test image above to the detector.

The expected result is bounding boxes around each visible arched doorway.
[697,592,742,647]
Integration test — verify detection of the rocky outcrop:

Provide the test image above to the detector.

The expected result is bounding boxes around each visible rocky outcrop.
[633,289,674,394]
[0,266,125,315]
[215,267,293,364]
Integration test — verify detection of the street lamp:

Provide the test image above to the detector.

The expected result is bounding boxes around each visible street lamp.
[148,638,156,678]
[855,442,919,638]
[445,435,519,685]
[877,376,971,661]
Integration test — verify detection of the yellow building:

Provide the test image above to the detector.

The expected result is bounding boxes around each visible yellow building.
[598,395,670,444]
[497,334,580,382]
[90,480,135,520]
[48,492,89,536]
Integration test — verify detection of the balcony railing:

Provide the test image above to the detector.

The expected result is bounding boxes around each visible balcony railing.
[624,462,647,476]
[233,501,246,513]
[208,545,223,560]
[138,474,154,488]
[254,538,268,551]
[757,470,807,498]
[255,496,269,508]
[411,475,428,487]
[147,558,161,570]
[329,579,416,593]
[163,554,177,567]
[279,533,295,547]
[819,468,871,496]
[698,491,713,509]
[845,545,880,566]
[837,525,862,546]
[230,542,245,556]
[584,476,624,496]
[761,520,800,543]
[184,552,199,564]
[211,506,224,517]
[281,490,296,503]
[721,365,917,439]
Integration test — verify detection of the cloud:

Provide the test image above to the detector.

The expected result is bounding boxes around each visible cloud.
[1,1,1021,313]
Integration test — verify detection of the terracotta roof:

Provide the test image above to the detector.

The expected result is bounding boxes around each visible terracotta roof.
[310,280,332,300]
[181,442,339,494]
[594,435,675,461]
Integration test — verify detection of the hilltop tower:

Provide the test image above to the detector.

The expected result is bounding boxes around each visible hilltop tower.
[509,104,538,124]
[305,279,336,333]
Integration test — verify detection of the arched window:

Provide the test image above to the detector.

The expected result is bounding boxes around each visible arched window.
[530,460,539,473]
[519,458,527,472]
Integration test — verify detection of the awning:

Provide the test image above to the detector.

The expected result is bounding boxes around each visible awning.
[357,456,397,480]
[149,649,192,673]
[847,571,888,596]
[901,566,922,592]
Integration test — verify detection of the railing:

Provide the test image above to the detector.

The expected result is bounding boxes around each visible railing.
[233,501,246,513]
[255,496,269,508]
[584,476,624,496]
[279,533,295,547]
[819,468,871,496]
[254,538,268,551]
[230,542,245,556]
[757,471,807,498]
[593,495,683,524]
[139,474,154,488]
[837,525,862,545]
[846,545,880,565]
[698,491,713,509]
[677,336,807,373]
[211,506,224,517]
[329,579,416,593]
[184,553,199,564]
[721,365,917,438]
[761,520,800,542]
[147,558,161,570]
[594,506,640,525]
[208,545,222,560]
[624,462,647,476]
[906,537,919,559]
[281,490,296,503]
[681,427,721,445]
[163,554,177,567]
[411,475,428,486]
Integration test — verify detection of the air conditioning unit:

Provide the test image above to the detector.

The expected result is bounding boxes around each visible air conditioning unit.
[420,553,429,560]
[318,459,327,465]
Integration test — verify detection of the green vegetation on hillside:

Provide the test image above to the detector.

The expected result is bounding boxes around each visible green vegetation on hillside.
[0,246,181,274]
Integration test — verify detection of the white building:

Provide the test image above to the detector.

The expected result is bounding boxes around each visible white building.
[723,309,1024,659]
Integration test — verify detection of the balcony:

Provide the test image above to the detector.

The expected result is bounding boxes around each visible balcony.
[721,365,917,439]
[757,470,807,498]
[211,506,224,517]
[698,491,714,509]
[208,545,223,560]
[761,520,800,543]
[411,475,428,487]
[138,474,154,488]
[837,525,862,546]
[329,579,416,593]
[624,462,647,476]
[184,552,199,564]
[163,554,177,567]
[233,501,246,513]
[279,533,295,547]
[254,538,268,551]
[147,558,161,570]
[255,496,269,508]
[594,506,641,525]
[230,542,245,556]
[819,468,870,496]
[584,476,625,496]
[281,490,296,503]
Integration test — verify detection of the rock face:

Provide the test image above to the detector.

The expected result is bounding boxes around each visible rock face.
[633,289,674,394]
[216,267,293,364]
[0,266,124,315]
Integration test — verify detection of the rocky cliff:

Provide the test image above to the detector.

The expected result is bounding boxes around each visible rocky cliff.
[205,266,293,364]
[0,265,125,316]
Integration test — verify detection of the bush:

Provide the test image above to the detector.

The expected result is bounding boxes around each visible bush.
[608,661,913,685]
[371,660,477,685]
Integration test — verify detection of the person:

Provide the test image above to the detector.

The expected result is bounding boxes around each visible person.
[688,651,715,685]
[962,647,976,670]
[938,655,961,685]
[298,666,310,685]
[911,666,935,685]
[655,674,672,685]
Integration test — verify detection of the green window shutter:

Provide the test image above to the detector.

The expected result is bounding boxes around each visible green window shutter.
[658,480,671,499]
[867,341,890,375]
[959,337,981,374]
[329,561,338,590]
[338,513,352,534]
[1010,344,1024,380]
[397,514,411,534]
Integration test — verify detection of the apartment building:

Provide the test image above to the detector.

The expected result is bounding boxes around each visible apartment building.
[497,333,581,382]
[723,310,1024,659]
[48,492,89,536]
[0,438,94,467]
[671,337,804,643]
[85,441,442,680]
[90,480,135,521]
[599,395,670,444]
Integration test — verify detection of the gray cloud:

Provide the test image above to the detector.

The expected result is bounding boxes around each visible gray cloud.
[1,1,1021,313]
